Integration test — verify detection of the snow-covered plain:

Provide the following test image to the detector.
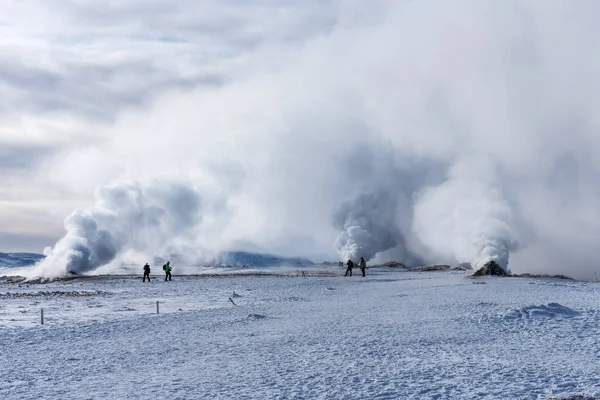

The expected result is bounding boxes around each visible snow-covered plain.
[1,267,600,399]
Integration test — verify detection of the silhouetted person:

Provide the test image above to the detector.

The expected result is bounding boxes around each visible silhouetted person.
[143,263,151,282]
[345,259,354,276]
[163,261,172,281]
[359,257,366,277]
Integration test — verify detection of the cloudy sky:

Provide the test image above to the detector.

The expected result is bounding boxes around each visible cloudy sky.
[2,1,600,279]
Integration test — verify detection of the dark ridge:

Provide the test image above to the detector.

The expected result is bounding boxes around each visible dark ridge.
[377,262,408,268]
[0,276,79,284]
[0,290,111,298]
[512,273,574,280]
[414,265,452,272]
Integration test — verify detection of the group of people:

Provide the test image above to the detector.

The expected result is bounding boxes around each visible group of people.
[142,261,172,282]
[345,257,367,277]
[142,258,366,281]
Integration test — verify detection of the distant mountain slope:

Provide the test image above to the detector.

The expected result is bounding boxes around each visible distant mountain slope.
[1,251,313,269]
[213,251,314,267]
[0,252,44,267]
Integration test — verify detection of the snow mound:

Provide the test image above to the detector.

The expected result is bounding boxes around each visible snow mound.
[505,303,581,320]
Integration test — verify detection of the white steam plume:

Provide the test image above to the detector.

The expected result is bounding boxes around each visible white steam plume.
[30,179,207,277]
[334,190,403,262]
[21,1,600,280]
[412,158,519,271]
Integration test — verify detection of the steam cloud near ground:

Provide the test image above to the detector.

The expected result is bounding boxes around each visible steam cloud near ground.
[25,1,600,279]
[31,180,206,277]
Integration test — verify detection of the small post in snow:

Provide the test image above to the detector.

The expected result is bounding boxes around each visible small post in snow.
[41,308,44,325]
[156,301,159,314]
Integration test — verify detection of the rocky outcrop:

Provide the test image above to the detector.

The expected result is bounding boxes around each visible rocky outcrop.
[473,261,509,277]
[415,265,451,271]
[380,261,408,268]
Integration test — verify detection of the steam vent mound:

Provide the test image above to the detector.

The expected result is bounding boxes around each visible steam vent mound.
[473,260,509,277]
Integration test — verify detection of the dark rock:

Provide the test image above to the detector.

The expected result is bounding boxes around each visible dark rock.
[415,265,451,271]
[473,261,509,277]
[457,262,473,270]
[381,261,407,268]
[513,273,574,280]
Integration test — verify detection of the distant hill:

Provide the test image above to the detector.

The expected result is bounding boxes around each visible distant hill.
[212,251,314,267]
[0,252,44,267]
[0,251,312,269]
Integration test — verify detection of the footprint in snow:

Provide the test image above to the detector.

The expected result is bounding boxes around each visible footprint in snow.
[248,313,267,320]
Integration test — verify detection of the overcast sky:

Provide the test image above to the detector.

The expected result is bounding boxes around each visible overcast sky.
[2,1,600,279]
[0,0,338,252]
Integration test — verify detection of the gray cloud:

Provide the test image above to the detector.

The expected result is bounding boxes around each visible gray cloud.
[0,141,56,172]
[0,57,222,121]
[0,0,335,123]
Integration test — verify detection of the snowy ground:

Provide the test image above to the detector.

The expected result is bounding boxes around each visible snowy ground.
[1,267,600,399]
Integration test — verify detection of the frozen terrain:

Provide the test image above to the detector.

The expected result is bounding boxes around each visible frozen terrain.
[1,267,600,399]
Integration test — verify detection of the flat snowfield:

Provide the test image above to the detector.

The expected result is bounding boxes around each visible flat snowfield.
[1,268,600,399]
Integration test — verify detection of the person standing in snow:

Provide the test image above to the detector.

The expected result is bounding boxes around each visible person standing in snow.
[345,259,354,277]
[143,263,151,282]
[359,257,367,277]
[163,261,172,281]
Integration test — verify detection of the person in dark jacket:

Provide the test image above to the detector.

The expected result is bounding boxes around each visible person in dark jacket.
[163,261,172,281]
[345,259,354,277]
[359,257,366,277]
[143,263,151,282]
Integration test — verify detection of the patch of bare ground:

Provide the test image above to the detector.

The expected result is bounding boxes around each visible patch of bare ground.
[512,273,574,280]
[0,290,111,298]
